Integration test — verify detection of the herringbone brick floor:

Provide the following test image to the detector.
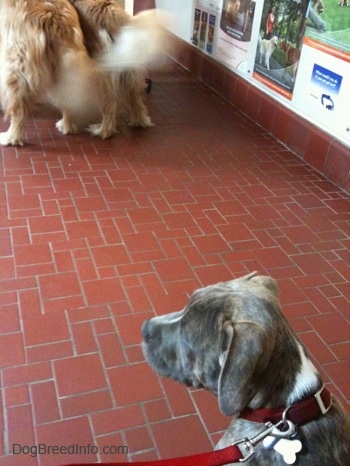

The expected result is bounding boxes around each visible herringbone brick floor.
[0,62,349,465]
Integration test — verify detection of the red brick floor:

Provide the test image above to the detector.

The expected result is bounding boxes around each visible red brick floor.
[0,62,349,465]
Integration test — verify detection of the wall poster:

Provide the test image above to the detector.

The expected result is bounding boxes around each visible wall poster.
[191,0,260,74]
[216,0,258,72]
[191,0,223,55]
[304,0,350,57]
[253,0,311,99]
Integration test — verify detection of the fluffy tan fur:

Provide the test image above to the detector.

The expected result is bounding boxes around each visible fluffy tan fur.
[0,0,168,146]
[284,44,301,81]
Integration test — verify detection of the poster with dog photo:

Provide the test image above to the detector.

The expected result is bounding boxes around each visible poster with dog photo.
[304,0,350,57]
[216,0,258,73]
[253,0,311,99]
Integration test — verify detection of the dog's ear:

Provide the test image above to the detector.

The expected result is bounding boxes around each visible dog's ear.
[250,274,280,299]
[231,272,279,297]
[218,319,273,416]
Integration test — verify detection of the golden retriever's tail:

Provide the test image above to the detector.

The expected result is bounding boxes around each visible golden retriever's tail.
[99,9,173,70]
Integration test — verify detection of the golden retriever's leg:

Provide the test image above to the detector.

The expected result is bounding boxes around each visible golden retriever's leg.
[0,112,27,146]
[0,81,31,146]
[0,10,49,147]
[50,51,103,138]
[87,69,153,138]
[56,111,81,135]
[0,29,45,146]
[87,75,118,139]
[124,70,153,128]
[87,101,118,139]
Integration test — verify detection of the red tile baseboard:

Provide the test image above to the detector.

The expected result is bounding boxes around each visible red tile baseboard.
[171,36,350,192]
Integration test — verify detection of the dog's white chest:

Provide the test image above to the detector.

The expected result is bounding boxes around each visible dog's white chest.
[263,436,302,464]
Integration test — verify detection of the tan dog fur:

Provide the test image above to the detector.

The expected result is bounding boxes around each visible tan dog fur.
[0,0,168,146]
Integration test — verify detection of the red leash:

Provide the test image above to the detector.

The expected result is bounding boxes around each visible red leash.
[65,387,332,466]
[66,444,243,465]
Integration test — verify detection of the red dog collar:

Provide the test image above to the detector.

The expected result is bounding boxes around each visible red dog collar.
[240,385,332,425]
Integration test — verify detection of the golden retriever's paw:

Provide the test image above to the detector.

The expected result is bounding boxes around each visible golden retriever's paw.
[87,123,103,137]
[56,119,80,135]
[0,131,24,146]
[87,124,118,139]
[56,119,67,134]
[128,116,154,128]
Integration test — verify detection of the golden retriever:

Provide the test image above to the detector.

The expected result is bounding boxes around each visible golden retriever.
[281,41,301,81]
[260,35,278,70]
[0,0,169,146]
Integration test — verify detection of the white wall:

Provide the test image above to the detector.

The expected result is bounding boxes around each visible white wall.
[155,0,193,40]
[125,0,134,14]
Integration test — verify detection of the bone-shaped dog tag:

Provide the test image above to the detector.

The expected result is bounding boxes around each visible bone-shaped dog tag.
[263,436,302,464]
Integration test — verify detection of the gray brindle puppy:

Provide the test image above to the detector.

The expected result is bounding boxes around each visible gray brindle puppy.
[142,272,350,465]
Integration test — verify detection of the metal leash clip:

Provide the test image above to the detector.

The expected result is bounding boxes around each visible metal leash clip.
[232,416,297,462]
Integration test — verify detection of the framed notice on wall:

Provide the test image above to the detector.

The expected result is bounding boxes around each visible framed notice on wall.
[292,42,350,143]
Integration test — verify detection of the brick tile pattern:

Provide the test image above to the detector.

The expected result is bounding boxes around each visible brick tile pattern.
[0,62,349,464]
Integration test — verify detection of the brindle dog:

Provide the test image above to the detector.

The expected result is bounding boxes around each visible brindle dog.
[142,272,350,465]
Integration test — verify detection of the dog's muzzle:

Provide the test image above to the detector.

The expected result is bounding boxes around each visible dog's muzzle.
[142,310,182,345]
[141,318,154,343]
[141,313,182,377]
[142,312,203,388]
